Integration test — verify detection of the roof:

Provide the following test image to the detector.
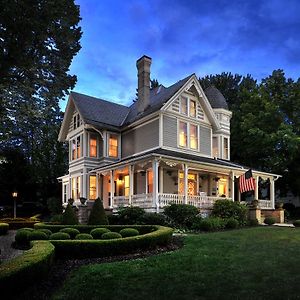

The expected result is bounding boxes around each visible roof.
[204,86,228,109]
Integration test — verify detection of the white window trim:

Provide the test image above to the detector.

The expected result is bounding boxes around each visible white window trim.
[69,133,82,161]
[179,95,197,118]
[107,132,120,158]
[88,132,98,158]
[177,119,199,151]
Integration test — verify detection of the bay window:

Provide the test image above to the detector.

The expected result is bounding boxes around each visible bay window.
[108,134,118,157]
[89,135,97,157]
[71,176,81,199]
[71,135,82,160]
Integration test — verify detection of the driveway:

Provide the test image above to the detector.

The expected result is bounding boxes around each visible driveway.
[0,230,24,263]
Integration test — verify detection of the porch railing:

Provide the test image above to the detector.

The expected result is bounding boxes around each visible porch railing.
[113,196,129,208]
[158,193,184,206]
[258,199,273,209]
[132,193,153,208]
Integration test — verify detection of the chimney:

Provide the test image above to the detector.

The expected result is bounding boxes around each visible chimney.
[136,55,152,113]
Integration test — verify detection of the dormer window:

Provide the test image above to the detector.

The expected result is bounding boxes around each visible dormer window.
[108,134,118,157]
[180,96,197,118]
[180,97,188,115]
[190,100,196,117]
[73,113,81,130]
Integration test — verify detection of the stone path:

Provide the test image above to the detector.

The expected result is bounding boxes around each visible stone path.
[0,230,24,263]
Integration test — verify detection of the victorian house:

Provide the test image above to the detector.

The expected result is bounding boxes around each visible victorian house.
[58,55,280,212]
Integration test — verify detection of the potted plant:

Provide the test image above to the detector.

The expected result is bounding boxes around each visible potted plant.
[251,199,259,209]
[79,197,87,205]
[275,202,284,209]
[68,198,74,205]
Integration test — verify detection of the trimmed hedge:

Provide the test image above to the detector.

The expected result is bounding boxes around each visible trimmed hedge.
[62,204,78,225]
[88,197,108,225]
[0,223,9,235]
[119,228,139,238]
[0,241,55,294]
[49,232,71,240]
[264,217,276,225]
[293,220,300,227]
[48,225,173,258]
[75,233,94,240]
[38,229,52,237]
[60,228,80,239]
[28,230,48,241]
[15,228,33,244]
[101,232,122,239]
[90,228,111,239]
[0,218,37,230]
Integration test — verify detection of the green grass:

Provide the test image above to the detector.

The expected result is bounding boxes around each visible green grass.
[54,227,300,300]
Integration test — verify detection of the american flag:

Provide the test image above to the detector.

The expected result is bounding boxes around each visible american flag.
[239,169,255,193]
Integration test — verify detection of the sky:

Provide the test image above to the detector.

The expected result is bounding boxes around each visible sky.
[61,0,300,111]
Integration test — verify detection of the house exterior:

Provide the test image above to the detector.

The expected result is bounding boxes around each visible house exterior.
[58,55,280,212]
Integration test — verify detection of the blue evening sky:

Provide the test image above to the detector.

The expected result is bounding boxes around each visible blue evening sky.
[61,0,300,111]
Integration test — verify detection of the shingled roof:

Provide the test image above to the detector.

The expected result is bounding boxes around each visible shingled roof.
[204,85,228,109]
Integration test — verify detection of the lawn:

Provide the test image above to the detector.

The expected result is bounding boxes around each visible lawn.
[53,227,300,300]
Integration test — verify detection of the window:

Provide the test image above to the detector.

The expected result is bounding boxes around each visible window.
[71,176,81,199]
[179,121,187,147]
[72,140,76,160]
[73,113,81,130]
[89,135,97,157]
[63,184,68,203]
[147,169,153,193]
[213,137,218,157]
[178,172,197,195]
[124,175,130,197]
[190,100,196,117]
[223,137,229,159]
[180,97,188,115]
[190,124,198,149]
[89,175,97,200]
[70,135,82,160]
[109,135,118,157]
[76,136,81,158]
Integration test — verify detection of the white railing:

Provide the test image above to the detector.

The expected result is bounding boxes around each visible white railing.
[132,193,153,208]
[158,193,184,206]
[258,199,273,209]
[113,196,129,208]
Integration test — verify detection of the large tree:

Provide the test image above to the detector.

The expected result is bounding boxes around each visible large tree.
[0,0,81,205]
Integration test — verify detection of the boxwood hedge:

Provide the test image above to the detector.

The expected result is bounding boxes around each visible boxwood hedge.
[0,241,55,294]
[0,223,9,235]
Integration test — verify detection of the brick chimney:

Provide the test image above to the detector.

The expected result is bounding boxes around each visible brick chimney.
[136,55,152,113]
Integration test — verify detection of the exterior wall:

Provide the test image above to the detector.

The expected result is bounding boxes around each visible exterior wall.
[199,126,211,156]
[121,119,159,158]
[163,115,177,148]
[162,169,177,194]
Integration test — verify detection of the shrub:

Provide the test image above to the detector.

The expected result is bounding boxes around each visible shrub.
[163,204,199,229]
[117,206,145,225]
[62,204,78,225]
[248,219,259,226]
[28,230,48,241]
[0,223,9,235]
[50,214,63,223]
[198,217,225,232]
[101,232,122,240]
[38,229,52,237]
[264,217,276,225]
[75,233,93,240]
[88,197,108,225]
[60,228,80,239]
[212,200,247,225]
[107,214,120,225]
[47,196,63,215]
[90,228,111,239]
[119,228,139,238]
[15,229,31,244]
[138,213,167,225]
[49,232,71,240]
[225,218,239,229]
[190,216,203,231]
[293,220,300,227]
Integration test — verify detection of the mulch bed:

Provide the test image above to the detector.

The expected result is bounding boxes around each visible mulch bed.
[15,236,184,300]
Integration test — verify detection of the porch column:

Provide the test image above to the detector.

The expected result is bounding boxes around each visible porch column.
[110,170,114,209]
[82,169,87,198]
[69,174,72,200]
[152,160,159,212]
[255,175,259,200]
[129,165,134,205]
[159,166,164,194]
[270,177,275,209]
[231,172,235,201]
[184,164,188,204]
[96,173,99,199]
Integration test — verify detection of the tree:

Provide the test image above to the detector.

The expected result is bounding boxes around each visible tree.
[62,204,78,225]
[88,197,108,225]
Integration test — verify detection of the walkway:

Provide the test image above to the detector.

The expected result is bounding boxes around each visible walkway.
[0,230,24,263]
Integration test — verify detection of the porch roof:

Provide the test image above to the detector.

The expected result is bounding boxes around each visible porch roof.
[92,148,281,178]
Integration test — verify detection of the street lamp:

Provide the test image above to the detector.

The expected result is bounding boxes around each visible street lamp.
[12,191,18,218]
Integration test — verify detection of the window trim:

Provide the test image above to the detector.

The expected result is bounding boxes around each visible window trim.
[107,133,119,158]
[177,119,199,151]
[89,175,97,200]
[70,133,82,161]
[89,133,98,158]
[179,96,197,118]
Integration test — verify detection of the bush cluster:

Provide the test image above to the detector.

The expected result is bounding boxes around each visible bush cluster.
[90,228,111,239]
[119,228,139,238]
[75,233,93,240]
[193,217,225,232]
[60,228,80,239]
[264,217,276,225]
[101,232,122,239]
[50,232,70,240]
[0,223,9,235]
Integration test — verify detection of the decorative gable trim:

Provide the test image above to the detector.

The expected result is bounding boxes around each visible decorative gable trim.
[161,74,221,131]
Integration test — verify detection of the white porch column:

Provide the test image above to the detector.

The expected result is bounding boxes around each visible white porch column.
[159,166,164,194]
[184,164,188,204]
[129,165,134,206]
[152,160,159,212]
[255,176,259,200]
[110,170,114,208]
[69,174,72,200]
[96,173,99,199]
[231,171,235,201]
[270,178,275,209]
[82,169,87,198]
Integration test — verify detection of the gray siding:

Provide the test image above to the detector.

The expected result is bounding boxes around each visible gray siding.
[163,115,177,147]
[200,126,211,156]
[122,119,159,157]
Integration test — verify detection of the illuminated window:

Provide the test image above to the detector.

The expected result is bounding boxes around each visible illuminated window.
[71,135,82,160]
[89,135,97,157]
[76,136,81,158]
[223,137,229,159]
[179,121,187,147]
[213,137,218,157]
[71,176,81,199]
[180,97,188,115]
[190,124,198,149]
[190,100,196,117]
[89,175,97,200]
[72,140,76,160]
[147,169,153,193]
[178,172,197,195]
[109,135,118,157]
[218,178,227,196]
[124,175,130,196]
[63,184,68,203]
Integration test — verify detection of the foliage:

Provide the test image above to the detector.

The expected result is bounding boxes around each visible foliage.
[293,220,300,227]
[190,216,203,231]
[60,228,80,239]
[0,241,55,294]
[47,197,62,216]
[163,204,199,229]
[88,198,108,225]
[15,228,33,244]
[264,217,276,225]
[212,200,247,224]
[0,223,9,235]
[137,212,167,225]
[225,218,239,229]
[101,232,122,240]
[28,230,48,241]
[117,206,145,225]
[0,217,38,229]
[197,217,225,232]
[62,204,78,225]
[38,229,52,237]
[50,214,63,223]
[50,232,71,240]
[75,233,94,240]
[90,228,111,239]
[248,219,259,226]
[119,228,139,238]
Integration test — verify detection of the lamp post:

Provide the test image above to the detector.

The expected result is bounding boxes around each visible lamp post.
[12,191,18,218]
